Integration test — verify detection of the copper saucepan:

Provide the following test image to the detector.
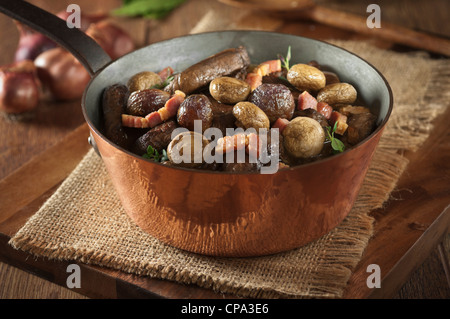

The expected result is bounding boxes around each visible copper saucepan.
[0,1,393,257]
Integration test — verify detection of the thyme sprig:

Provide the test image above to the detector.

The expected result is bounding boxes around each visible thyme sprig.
[277,45,291,71]
[151,73,174,90]
[143,145,169,162]
[326,122,345,154]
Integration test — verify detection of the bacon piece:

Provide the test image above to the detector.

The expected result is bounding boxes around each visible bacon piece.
[235,134,247,151]
[261,59,282,73]
[316,102,333,119]
[272,118,290,133]
[245,72,262,91]
[334,121,349,136]
[246,133,262,158]
[297,91,318,111]
[254,63,270,77]
[163,90,185,117]
[121,114,150,128]
[144,90,185,127]
[245,60,282,91]
[329,111,348,135]
[158,66,174,82]
[145,112,163,128]
[215,133,261,157]
[216,134,246,154]
[123,90,185,129]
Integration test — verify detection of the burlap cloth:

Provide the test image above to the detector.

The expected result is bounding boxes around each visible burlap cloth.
[8,40,449,299]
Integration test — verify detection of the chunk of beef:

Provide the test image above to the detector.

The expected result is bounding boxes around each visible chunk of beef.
[347,112,377,145]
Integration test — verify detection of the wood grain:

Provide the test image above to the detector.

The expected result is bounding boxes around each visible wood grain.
[0,0,449,299]
[0,261,87,299]
[219,0,450,55]
[343,106,450,298]
[315,0,450,38]
[0,124,91,234]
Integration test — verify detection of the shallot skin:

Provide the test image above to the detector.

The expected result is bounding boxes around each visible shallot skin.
[85,21,135,60]
[14,32,56,63]
[0,61,40,114]
[13,21,57,63]
[34,47,90,101]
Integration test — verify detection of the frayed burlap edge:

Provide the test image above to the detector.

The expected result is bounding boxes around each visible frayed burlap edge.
[9,44,449,299]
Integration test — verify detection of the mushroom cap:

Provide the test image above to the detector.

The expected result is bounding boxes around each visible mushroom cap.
[167,131,209,168]
[282,116,325,158]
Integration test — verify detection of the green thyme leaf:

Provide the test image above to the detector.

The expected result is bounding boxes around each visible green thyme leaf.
[143,145,168,162]
[146,145,155,156]
[285,45,291,69]
[331,137,345,153]
[277,46,291,71]
[151,74,174,90]
[326,122,345,154]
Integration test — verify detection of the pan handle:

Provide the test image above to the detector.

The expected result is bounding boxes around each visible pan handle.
[0,0,111,76]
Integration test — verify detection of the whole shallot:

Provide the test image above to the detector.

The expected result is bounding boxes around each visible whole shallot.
[0,60,40,114]
[14,21,57,62]
[85,20,135,60]
[34,47,90,101]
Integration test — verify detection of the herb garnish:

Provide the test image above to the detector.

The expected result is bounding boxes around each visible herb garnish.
[143,145,169,162]
[112,0,186,19]
[277,45,291,71]
[326,122,345,154]
[151,73,174,90]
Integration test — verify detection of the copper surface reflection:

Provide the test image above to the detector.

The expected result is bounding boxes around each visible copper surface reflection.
[90,125,384,257]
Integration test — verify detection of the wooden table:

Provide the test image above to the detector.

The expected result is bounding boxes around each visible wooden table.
[0,0,449,299]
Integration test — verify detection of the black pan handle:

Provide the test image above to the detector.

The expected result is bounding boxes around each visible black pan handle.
[0,0,111,76]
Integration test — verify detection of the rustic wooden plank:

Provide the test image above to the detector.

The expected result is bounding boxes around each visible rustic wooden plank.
[396,238,450,299]
[315,0,450,38]
[437,242,450,289]
[0,233,113,299]
[0,261,86,299]
[369,208,450,298]
[0,124,91,231]
[343,106,450,298]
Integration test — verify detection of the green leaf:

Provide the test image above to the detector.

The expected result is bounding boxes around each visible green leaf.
[285,45,291,70]
[150,74,174,90]
[146,145,155,156]
[331,138,345,153]
[144,8,173,19]
[113,0,186,19]
[277,46,292,71]
[332,121,338,133]
[143,145,169,162]
[325,124,345,153]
